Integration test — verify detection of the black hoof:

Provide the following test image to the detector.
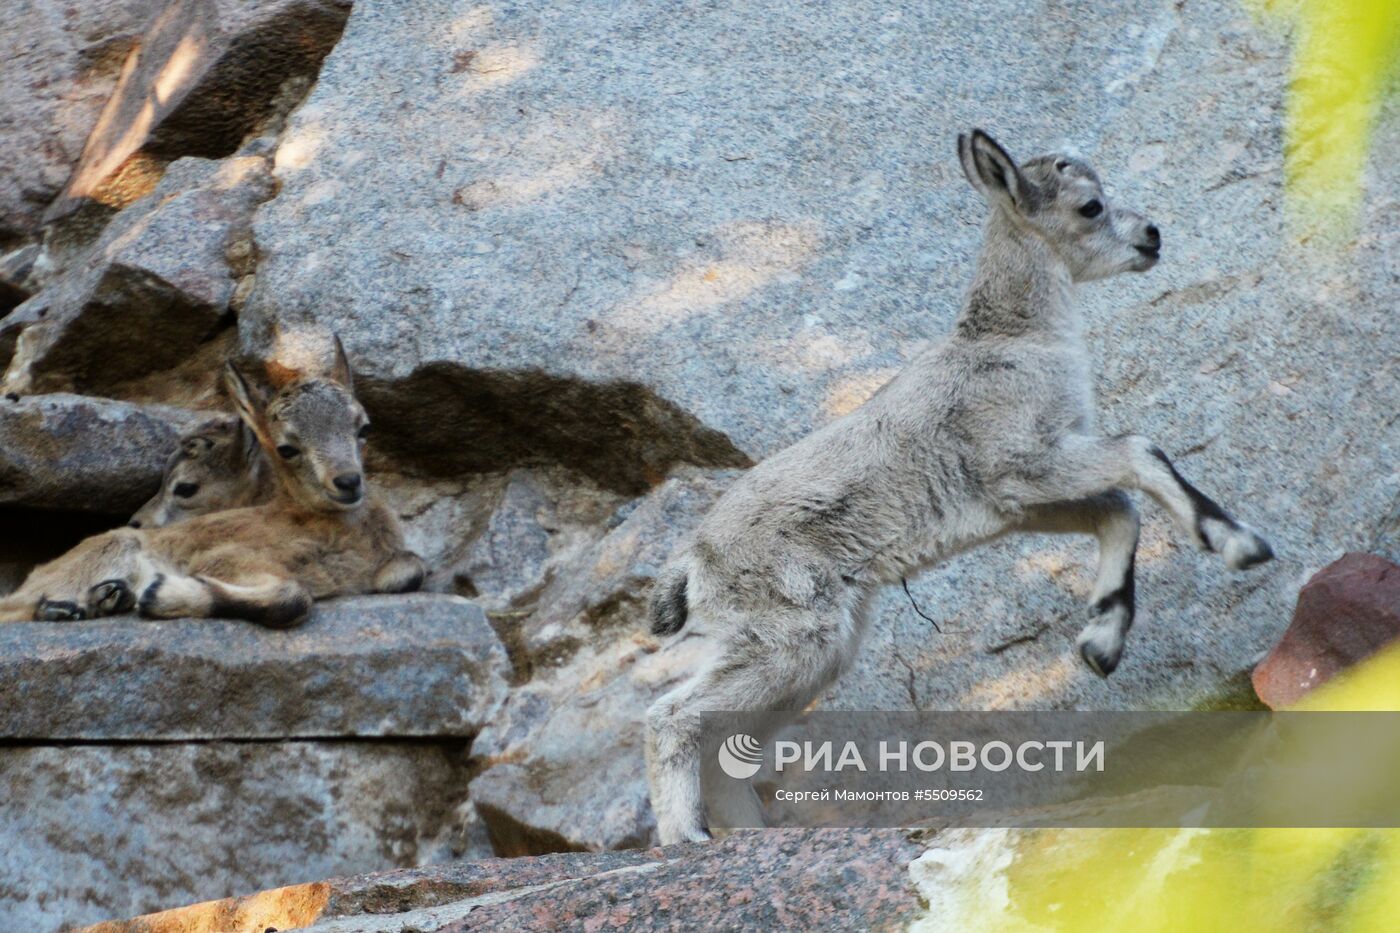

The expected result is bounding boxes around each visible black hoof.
[1236,537,1275,570]
[1078,642,1119,678]
[90,579,135,615]
[38,599,86,622]
[137,574,165,616]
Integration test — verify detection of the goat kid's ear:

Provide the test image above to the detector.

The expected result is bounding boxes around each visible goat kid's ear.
[223,362,271,442]
[331,334,354,391]
[959,129,1036,213]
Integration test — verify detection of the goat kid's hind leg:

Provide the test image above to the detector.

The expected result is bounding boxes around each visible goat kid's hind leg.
[140,572,312,628]
[0,594,42,623]
[1019,492,1139,677]
[646,612,849,845]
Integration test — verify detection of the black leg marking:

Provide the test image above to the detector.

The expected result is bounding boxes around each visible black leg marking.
[38,598,86,622]
[1091,550,1137,628]
[206,579,312,629]
[1149,446,1235,547]
[137,574,166,615]
[90,579,135,616]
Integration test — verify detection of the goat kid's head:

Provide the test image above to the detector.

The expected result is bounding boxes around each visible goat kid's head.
[129,417,262,528]
[958,129,1161,282]
[224,335,370,512]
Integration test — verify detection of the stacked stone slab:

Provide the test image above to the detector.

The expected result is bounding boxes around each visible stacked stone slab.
[0,595,511,930]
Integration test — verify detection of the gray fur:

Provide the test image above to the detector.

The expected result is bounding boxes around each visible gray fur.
[645,129,1274,844]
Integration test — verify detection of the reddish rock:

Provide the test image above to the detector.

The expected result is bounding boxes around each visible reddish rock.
[81,830,926,932]
[1252,553,1400,708]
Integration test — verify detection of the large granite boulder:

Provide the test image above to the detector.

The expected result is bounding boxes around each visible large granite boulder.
[81,829,927,932]
[242,0,1399,714]
[1,154,273,394]
[0,0,161,244]
[0,392,203,514]
[512,468,735,672]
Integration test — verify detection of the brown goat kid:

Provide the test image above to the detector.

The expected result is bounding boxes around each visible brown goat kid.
[128,416,274,529]
[0,340,426,627]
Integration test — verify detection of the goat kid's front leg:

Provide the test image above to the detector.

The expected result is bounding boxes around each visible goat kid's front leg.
[140,572,312,628]
[1019,492,1139,677]
[1015,435,1273,572]
[373,550,428,594]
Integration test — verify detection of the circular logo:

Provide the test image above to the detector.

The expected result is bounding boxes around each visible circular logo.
[717,733,763,779]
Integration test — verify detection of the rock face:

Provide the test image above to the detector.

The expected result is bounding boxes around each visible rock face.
[0,392,204,513]
[82,829,927,932]
[1252,554,1400,709]
[45,0,352,227]
[2,154,273,394]
[467,470,733,853]
[3,741,477,932]
[0,594,509,739]
[0,0,161,245]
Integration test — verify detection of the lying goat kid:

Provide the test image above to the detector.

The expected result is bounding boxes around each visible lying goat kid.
[0,340,427,626]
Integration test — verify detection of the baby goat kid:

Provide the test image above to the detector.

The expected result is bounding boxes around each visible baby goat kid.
[0,340,426,626]
[645,130,1274,844]
[129,416,274,528]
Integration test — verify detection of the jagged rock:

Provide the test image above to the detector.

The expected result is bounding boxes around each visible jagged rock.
[0,243,41,315]
[514,468,736,672]
[469,633,709,855]
[1,155,273,393]
[0,0,161,244]
[82,829,926,932]
[1,739,482,931]
[437,471,734,853]
[44,0,351,227]
[0,392,204,514]
[0,594,510,739]
[1252,554,1400,709]
[455,468,627,610]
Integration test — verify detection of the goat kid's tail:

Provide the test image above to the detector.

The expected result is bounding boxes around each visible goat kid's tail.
[649,564,689,636]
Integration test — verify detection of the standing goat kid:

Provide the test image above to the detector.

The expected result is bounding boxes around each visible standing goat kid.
[645,130,1274,844]
[0,339,426,626]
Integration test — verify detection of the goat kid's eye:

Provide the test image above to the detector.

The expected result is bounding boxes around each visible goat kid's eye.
[1078,199,1104,219]
[276,444,301,460]
[357,424,371,441]
[173,482,199,499]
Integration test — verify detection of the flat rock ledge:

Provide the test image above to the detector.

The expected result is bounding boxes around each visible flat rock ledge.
[0,593,509,740]
[81,829,927,932]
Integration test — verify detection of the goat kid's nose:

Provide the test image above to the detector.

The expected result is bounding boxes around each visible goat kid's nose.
[333,472,363,493]
[1144,224,1161,247]
[128,519,143,528]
